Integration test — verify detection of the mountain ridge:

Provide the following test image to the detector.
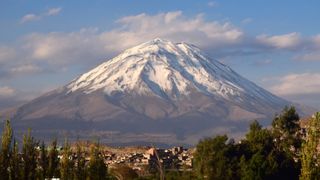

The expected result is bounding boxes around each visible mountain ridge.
[67,38,286,108]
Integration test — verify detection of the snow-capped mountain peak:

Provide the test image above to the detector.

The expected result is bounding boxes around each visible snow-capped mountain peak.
[67,38,281,103]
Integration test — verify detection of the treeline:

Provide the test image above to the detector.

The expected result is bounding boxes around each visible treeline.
[0,121,107,180]
[0,106,319,180]
[193,106,320,180]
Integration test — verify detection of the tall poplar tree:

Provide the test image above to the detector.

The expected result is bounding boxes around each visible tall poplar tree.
[38,141,48,179]
[300,112,320,180]
[48,139,60,178]
[22,129,38,180]
[10,139,21,180]
[74,141,87,180]
[87,142,107,180]
[60,139,74,180]
[0,120,13,179]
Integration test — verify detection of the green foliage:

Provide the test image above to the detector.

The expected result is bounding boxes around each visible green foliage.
[193,135,235,179]
[0,121,104,180]
[272,106,300,135]
[300,112,320,180]
[48,139,60,178]
[0,120,13,179]
[10,138,21,179]
[246,120,274,153]
[243,151,267,180]
[243,120,299,180]
[22,129,38,180]
[239,120,274,179]
[164,170,196,180]
[272,106,301,157]
[87,142,107,180]
[74,141,87,180]
[38,141,48,179]
[60,139,74,180]
[194,116,301,180]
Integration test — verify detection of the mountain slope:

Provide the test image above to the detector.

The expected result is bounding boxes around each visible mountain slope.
[68,38,283,104]
[11,38,304,145]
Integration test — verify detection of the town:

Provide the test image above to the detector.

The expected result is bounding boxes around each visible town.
[104,146,193,173]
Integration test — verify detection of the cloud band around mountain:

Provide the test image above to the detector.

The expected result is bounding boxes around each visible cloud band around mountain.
[1,11,320,103]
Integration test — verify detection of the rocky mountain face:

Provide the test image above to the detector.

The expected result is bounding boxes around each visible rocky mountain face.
[11,38,307,145]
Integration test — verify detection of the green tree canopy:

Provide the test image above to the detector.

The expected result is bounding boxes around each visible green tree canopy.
[87,142,107,180]
[300,112,320,180]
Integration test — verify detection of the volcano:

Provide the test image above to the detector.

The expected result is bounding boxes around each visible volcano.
[11,38,304,145]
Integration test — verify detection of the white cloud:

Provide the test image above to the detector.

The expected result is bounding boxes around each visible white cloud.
[20,7,62,24]
[270,73,320,95]
[20,14,41,23]
[17,11,244,66]
[0,86,15,97]
[0,11,248,82]
[45,7,62,16]
[23,30,106,64]
[101,11,243,50]
[256,32,301,49]
[6,10,320,80]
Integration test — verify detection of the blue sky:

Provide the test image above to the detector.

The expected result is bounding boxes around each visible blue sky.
[1,0,320,109]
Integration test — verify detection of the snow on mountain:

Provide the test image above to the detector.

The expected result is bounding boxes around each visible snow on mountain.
[67,38,282,105]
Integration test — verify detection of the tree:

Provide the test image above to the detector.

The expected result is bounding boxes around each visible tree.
[193,135,234,179]
[0,120,13,179]
[272,106,301,156]
[242,151,267,180]
[245,120,262,144]
[48,139,60,178]
[246,120,274,153]
[74,141,87,180]
[10,138,21,180]
[272,106,300,135]
[242,120,300,180]
[21,129,38,180]
[300,112,320,180]
[38,141,48,179]
[60,139,74,180]
[87,142,107,180]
